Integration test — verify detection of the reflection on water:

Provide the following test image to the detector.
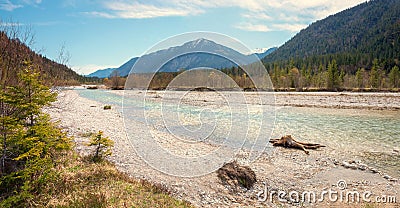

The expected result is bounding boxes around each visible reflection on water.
[274,106,400,152]
[76,89,400,177]
[274,106,400,177]
[361,151,400,177]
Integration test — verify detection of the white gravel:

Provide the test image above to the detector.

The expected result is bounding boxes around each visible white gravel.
[45,89,400,207]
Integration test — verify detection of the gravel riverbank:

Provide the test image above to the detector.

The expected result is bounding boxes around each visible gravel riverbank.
[46,89,399,207]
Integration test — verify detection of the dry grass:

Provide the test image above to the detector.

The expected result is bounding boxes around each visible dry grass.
[38,153,193,208]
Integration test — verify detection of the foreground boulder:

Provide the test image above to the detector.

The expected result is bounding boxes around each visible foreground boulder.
[217,161,256,190]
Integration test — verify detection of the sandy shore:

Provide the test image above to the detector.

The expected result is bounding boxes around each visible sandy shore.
[46,90,399,207]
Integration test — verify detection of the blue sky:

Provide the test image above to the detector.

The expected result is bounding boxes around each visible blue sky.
[0,0,365,75]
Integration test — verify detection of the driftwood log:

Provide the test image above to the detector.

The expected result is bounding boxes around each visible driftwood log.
[269,135,325,154]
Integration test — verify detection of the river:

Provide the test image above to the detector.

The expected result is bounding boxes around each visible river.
[76,89,400,178]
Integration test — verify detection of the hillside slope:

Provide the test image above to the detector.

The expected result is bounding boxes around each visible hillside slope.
[264,0,400,62]
[0,31,90,86]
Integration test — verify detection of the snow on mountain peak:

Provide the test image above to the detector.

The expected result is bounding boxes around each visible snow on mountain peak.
[185,38,214,48]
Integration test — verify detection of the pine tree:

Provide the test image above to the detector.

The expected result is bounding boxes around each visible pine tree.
[7,61,57,126]
[389,65,400,88]
[0,92,23,174]
[339,70,345,86]
[326,60,339,90]
[355,68,364,88]
[87,131,114,162]
[0,62,72,204]
[369,59,380,88]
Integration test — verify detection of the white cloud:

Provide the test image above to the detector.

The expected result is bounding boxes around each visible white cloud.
[22,0,42,4]
[241,12,272,20]
[111,2,198,18]
[234,0,365,32]
[0,0,22,11]
[84,11,115,19]
[72,64,118,75]
[87,0,366,33]
[272,23,308,32]
[0,0,43,11]
[93,1,203,19]
[235,22,307,32]
[235,22,271,32]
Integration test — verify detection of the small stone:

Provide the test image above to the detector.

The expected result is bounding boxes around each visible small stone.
[342,161,350,167]
[333,159,339,165]
[383,174,391,179]
[358,164,368,171]
[349,164,358,169]
[369,168,379,173]
[342,161,357,169]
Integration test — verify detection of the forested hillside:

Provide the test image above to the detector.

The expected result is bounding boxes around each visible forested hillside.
[0,30,94,87]
[258,0,400,90]
[264,0,400,63]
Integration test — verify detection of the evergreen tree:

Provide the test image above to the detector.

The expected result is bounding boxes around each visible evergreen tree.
[326,60,339,90]
[6,62,57,126]
[0,62,72,205]
[87,131,114,162]
[0,95,22,174]
[355,68,364,88]
[389,65,400,88]
[369,59,380,88]
[339,70,345,85]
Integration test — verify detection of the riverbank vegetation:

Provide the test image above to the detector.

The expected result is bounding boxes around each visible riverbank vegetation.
[0,62,191,207]
[121,58,400,92]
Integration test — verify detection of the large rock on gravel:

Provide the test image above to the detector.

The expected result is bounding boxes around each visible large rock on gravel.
[217,161,256,190]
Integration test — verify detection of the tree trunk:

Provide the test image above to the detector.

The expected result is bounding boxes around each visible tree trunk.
[1,102,6,174]
[1,132,6,175]
[95,142,101,158]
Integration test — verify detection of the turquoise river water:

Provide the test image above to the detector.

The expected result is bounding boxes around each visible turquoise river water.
[76,89,400,178]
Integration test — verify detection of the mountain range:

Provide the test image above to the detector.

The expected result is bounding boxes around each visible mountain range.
[88,41,276,78]
[90,0,399,84]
